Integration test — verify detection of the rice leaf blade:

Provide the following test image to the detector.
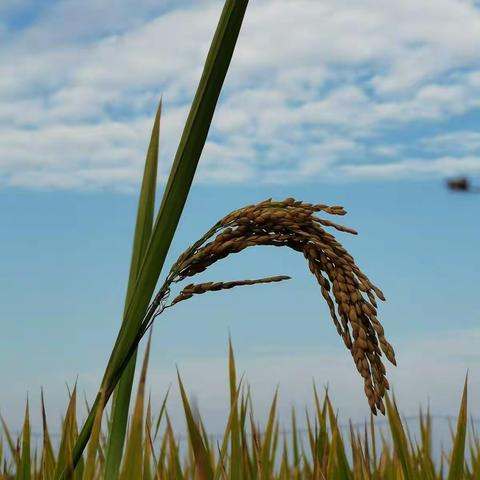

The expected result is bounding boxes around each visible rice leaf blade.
[447,377,468,480]
[177,372,213,480]
[104,99,162,480]
[326,394,352,480]
[82,389,106,480]
[17,399,31,480]
[53,386,77,480]
[119,333,152,480]
[0,415,18,468]
[41,390,55,479]
[228,339,241,480]
[260,390,278,480]
[385,394,414,480]
[67,2,249,471]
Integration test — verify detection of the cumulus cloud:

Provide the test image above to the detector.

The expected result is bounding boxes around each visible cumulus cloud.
[2,0,480,189]
[422,131,480,154]
[342,156,480,180]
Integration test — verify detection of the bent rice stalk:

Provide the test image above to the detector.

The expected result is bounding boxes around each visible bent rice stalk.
[140,198,396,414]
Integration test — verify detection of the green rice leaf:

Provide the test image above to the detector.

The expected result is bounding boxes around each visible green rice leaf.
[291,409,300,471]
[165,415,183,479]
[260,389,278,480]
[104,99,161,480]
[153,388,170,441]
[1,414,18,468]
[143,397,153,480]
[41,390,56,479]
[177,371,213,480]
[67,2,249,472]
[53,386,77,480]
[119,332,152,480]
[83,389,106,480]
[17,399,31,480]
[326,393,352,480]
[228,339,241,480]
[447,376,468,480]
[385,393,414,480]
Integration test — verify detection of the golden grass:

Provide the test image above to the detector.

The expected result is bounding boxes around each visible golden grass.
[0,345,474,479]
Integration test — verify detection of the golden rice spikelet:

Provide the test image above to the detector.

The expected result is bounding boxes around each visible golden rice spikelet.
[147,198,395,414]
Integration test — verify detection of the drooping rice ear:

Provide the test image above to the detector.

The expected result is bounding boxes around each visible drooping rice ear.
[150,198,394,414]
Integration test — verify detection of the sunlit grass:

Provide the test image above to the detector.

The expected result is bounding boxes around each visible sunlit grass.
[0,344,475,479]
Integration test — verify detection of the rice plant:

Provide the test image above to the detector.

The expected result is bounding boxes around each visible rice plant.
[87,2,250,477]
[2,0,398,474]
[145,197,395,415]
[5,0,471,478]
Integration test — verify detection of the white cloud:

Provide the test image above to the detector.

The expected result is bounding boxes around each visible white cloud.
[372,145,402,157]
[422,131,480,154]
[2,0,480,189]
[341,155,480,179]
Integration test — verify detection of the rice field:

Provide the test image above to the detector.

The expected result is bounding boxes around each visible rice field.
[0,344,476,479]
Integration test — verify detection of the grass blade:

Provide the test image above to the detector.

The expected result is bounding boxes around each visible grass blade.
[177,372,213,480]
[40,390,55,479]
[82,389,106,480]
[67,2,249,472]
[325,394,352,480]
[17,399,31,480]
[53,386,77,480]
[228,339,241,480]
[385,394,414,480]
[153,388,170,442]
[104,99,162,480]
[119,333,152,480]
[447,376,468,480]
[165,415,183,479]
[260,389,278,480]
[213,400,239,480]
[143,397,153,480]
[0,415,18,469]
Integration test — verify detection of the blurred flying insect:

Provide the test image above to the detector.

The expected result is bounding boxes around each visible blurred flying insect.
[446,176,480,193]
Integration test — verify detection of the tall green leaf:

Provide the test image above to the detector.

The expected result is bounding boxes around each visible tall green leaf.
[325,394,352,480]
[143,397,153,480]
[261,389,278,480]
[82,389,106,480]
[65,1,249,474]
[40,390,55,479]
[104,100,162,480]
[53,386,77,480]
[119,333,152,480]
[17,399,31,480]
[0,414,18,469]
[228,339,241,480]
[177,372,213,480]
[448,376,468,480]
[385,394,414,480]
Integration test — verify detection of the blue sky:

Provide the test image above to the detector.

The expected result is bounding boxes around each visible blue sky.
[1,0,480,437]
